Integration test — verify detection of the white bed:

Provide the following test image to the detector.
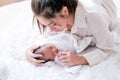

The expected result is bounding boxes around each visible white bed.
[0,0,120,80]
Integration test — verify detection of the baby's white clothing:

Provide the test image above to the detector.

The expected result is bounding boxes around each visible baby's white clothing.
[39,33,93,74]
[40,33,93,54]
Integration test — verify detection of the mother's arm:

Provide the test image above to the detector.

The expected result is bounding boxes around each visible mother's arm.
[82,13,116,66]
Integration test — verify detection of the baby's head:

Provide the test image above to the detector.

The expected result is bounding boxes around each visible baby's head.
[34,45,58,62]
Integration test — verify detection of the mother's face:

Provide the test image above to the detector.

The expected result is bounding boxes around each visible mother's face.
[37,15,68,32]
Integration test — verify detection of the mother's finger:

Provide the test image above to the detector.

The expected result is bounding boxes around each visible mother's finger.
[60,59,69,63]
[60,51,69,56]
[31,58,45,63]
[30,58,45,65]
[32,61,44,66]
[62,63,70,66]
[58,54,68,60]
[30,45,40,52]
[31,53,43,58]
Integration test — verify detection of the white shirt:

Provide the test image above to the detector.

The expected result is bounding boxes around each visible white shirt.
[71,0,117,65]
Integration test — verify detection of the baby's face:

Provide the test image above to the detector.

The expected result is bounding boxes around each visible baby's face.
[40,45,58,61]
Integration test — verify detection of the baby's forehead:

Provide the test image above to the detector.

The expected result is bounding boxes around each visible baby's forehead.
[41,45,50,50]
[41,44,54,49]
[40,45,51,52]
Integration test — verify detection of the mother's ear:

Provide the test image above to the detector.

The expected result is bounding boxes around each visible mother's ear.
[61,7,69,17]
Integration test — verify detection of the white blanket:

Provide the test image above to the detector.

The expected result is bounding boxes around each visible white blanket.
[0,0,120,80]
[39,33,93,54]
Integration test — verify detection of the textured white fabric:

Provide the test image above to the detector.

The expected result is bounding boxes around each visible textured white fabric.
[39,33,93,54]
[70,0,119,65]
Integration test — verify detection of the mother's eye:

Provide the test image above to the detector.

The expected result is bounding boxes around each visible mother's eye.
[42,25,46,28]
[51,23,57,26]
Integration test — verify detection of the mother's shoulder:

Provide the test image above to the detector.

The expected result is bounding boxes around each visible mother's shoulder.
[78,0,102,14]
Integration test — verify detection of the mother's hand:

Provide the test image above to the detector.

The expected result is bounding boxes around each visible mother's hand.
[25,45,45,66]
[58,50,88,66]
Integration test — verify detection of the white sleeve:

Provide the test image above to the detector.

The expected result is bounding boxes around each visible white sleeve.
[82,13,116,65]
[71,35,93,54]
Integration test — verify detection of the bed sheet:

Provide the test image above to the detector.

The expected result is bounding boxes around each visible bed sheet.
[0,0,120,80]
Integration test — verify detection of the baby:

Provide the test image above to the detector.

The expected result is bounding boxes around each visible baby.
[33,33,93,75]
[33,43,86,75]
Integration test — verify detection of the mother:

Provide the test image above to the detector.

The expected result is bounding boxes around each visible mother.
[26,0,117,66]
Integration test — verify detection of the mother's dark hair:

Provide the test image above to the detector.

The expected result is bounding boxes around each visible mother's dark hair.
[31,0,78,19]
